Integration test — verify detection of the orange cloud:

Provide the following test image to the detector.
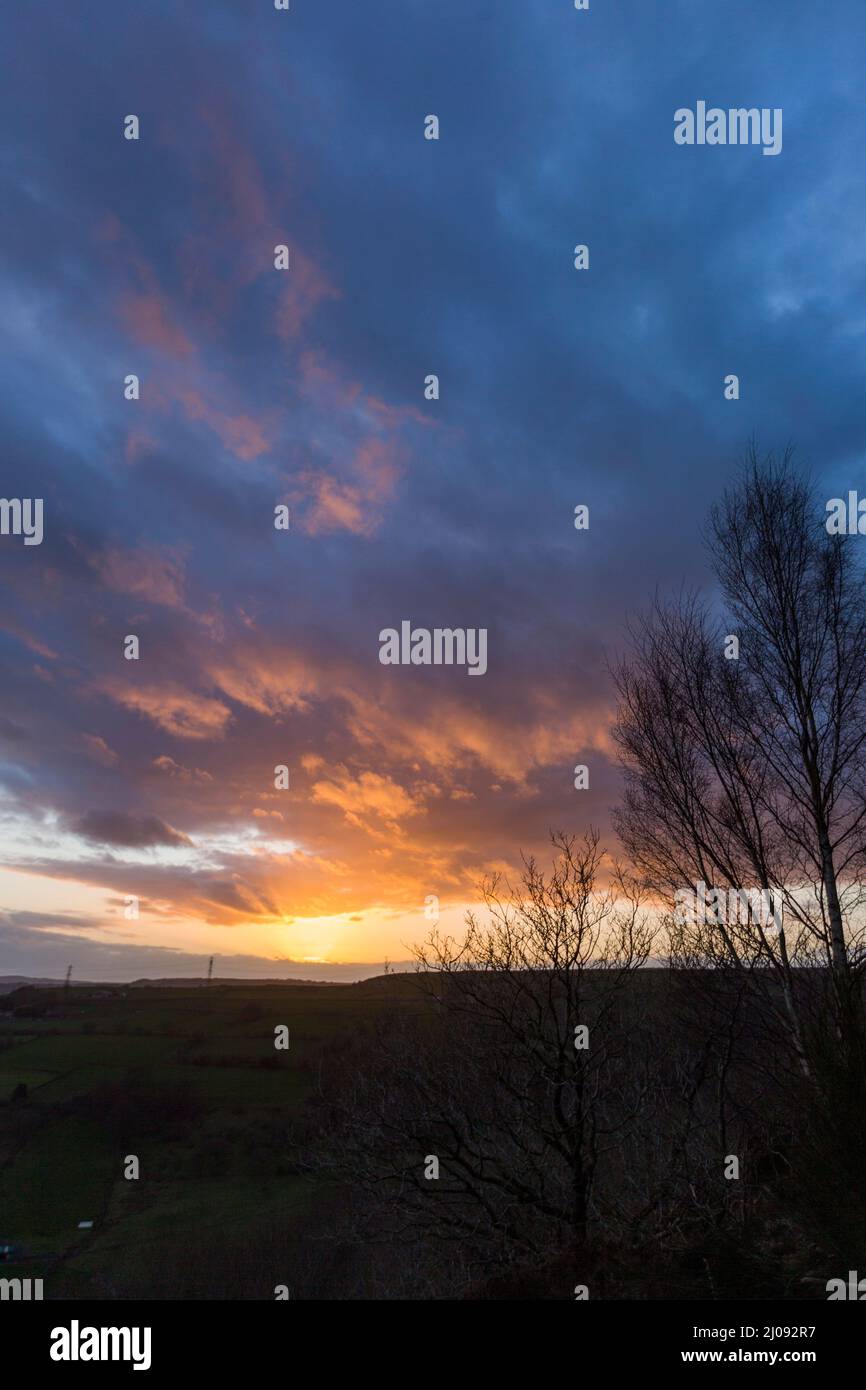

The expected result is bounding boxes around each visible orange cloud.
[207,650,315,717]
[107,684,232,740]
[311,768,425,836]
[341,687,616,784]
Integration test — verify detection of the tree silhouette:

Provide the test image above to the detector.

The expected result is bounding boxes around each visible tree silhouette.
[612,446,866,1078]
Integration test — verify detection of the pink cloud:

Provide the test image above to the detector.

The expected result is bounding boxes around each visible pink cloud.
[366,395,436,430]
[293,438,402,537]
[152,755,213,784]
[0,621,58,660]
[119,292,193,358]
[275,251,341,339]
[124,427,158,467]
[174,386,275,462]
[81,734,119,767]
[94,546,187,608]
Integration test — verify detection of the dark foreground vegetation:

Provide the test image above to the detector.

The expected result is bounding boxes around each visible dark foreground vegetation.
[0,947,862,1299]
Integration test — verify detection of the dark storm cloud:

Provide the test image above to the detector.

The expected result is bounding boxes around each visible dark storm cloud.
[71,810,192,848]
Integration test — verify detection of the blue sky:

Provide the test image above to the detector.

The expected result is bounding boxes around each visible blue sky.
[1,0,865,979]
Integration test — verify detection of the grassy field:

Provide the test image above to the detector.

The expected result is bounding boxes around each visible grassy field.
[0,978,415,1298]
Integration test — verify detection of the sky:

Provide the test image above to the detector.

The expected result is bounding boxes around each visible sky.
[1,0,865,981]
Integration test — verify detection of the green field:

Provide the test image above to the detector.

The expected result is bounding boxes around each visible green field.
[0,978,416,1298]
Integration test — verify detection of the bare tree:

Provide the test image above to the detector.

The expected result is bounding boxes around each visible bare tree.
[612,446,866,1077]
[310,832,657,1289]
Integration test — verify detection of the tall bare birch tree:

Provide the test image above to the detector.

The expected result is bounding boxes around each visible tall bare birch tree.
[612,447,866,1076]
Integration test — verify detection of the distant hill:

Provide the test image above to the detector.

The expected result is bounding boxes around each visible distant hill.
[127,976,340,988]
[0,976,102,995]
[0,974,344,993]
